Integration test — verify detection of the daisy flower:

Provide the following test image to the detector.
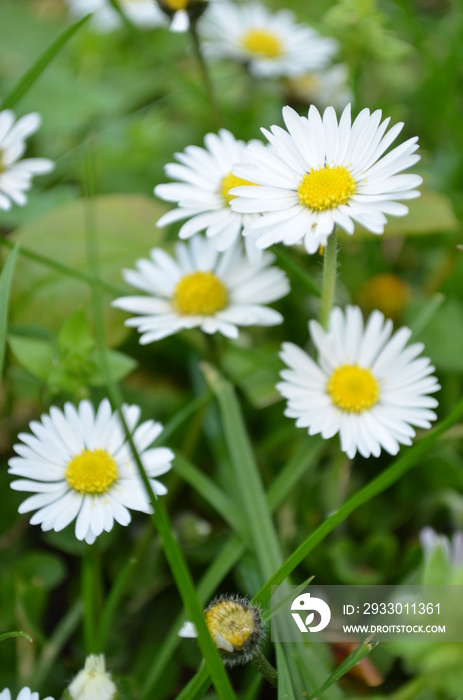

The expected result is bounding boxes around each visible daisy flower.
[112,236,289,342]
[154,129,263,257]
[65,0,167,31]
[0,110,54,211]
[277,305,439,459]
[8,399,173,545]
[0,690,54,700]
[420,528,463,569]
[200,1,337,78]
[68,655,117,700]
[157,0,203,32]
[231,104,423,254]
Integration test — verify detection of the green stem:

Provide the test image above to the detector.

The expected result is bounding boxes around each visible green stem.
[189,19,222,129]
[319,229,338,329]
[251,650,278,688]
[81,545,100,654]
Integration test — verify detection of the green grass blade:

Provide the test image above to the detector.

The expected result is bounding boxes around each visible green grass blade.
[254,395,463,607]
[266,438,324,511]
[0,244,19,377]
[175,663,211,700]
[0,238,125,297]
[1,16,91,110]
[307,638,378,700]
[202,362,282,579]
[276,644,296,700]
[0,631,33,643]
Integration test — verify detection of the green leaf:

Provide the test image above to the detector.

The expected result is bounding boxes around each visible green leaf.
[8,334,55,381]
[276,644,296,700]
[1,15,92,110]
[89,349,137,385]
[9,195,167,347]
[0,244,19,376]
[175,663,211,700]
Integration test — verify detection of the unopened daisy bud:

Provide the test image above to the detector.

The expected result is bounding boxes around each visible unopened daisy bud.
[179,596,264,667]
[67,655,117,700]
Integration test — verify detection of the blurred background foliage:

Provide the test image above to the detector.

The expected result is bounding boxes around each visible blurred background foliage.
[0,0,463,698]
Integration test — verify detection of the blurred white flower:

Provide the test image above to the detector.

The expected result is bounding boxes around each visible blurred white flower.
[112,236,289,342]
[65,0,167,31]
[68,655,117,700]
[0,110,54,211]
[0,690,53,700]
[286,64,353,110]
[200,1,337,78]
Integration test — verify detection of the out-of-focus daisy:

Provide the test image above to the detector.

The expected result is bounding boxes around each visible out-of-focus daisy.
[0,690,54,700]
[277,305,439,459]
[112,236,289,342]
[154,129,262,256]
[200,1,337,78]
[231,104,422,254]
[0,110,54,211]
[8,399,173,544]
[285,64,353,110]
[65,0,167,31]
[68,655,117,700]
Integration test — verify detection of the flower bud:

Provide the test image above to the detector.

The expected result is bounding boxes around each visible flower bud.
[67,655,117,700]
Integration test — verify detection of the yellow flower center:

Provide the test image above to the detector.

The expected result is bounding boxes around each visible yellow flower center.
[65,449,118,495]
[240,28,283,58]
[298,165,356,211]
[164,0,188,9]
[174,271,228,315]
[221,171,257,205]
[327,364,380,413]
[205,600,255,651]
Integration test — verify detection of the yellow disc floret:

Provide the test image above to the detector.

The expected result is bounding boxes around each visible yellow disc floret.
[174,271,228,315]
[298,165,356,211]
[221,172,257,205]
[164,0,188,9]
[328,364,380,413]
[205,600,255,651]
[240,28,283,58]
[65,449,118,495]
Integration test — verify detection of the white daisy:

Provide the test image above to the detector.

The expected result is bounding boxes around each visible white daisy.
[0,110,54,211]
[277,305,439,459]
[8,399,173,545]
[231,104,423,254]
[199,1,337,78]
[65,0,167,31]
[0,690,54,700]
[154,129,263,258]
[112,235,289,342]
[285,64,353,110]
[68,655,117,700]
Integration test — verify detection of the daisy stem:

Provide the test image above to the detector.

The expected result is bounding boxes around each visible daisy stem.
[189,19,223,130]
[82,545,101,654]
[319,229,338,330]
[251,650,278,688]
